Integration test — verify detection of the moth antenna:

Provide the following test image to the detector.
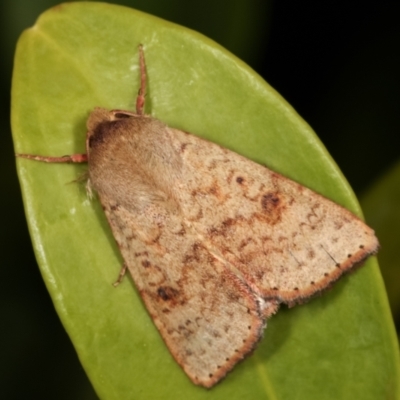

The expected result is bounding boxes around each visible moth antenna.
[136,44,146,115]
[15,153,88,163]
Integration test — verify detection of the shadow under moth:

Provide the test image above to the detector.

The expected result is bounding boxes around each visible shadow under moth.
[17,45,379,388]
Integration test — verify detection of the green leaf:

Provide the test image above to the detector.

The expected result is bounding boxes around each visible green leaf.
[361,160,400,320]
[11,2,400,399]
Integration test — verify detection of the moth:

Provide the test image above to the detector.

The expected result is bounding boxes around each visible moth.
[17,45,379,388]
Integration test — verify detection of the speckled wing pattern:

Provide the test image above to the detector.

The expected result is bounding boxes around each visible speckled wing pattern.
[97,123,378,388]
[100,190,276,387]
[169,127,378,305]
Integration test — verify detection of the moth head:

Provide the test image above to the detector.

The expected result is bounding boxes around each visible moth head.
[85,108,139,157]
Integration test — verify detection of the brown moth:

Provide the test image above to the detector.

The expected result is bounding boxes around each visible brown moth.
[17,45,379,388]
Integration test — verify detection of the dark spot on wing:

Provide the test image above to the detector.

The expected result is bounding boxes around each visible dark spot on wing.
[157,286,180,301]
[142,260,151,268]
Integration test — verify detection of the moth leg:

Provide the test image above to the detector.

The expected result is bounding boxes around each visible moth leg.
[135,44,146,115]
[112,263,128,287]
[16,153,88,163]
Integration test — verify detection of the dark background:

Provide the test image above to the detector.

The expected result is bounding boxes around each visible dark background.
[1,1,398,398]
